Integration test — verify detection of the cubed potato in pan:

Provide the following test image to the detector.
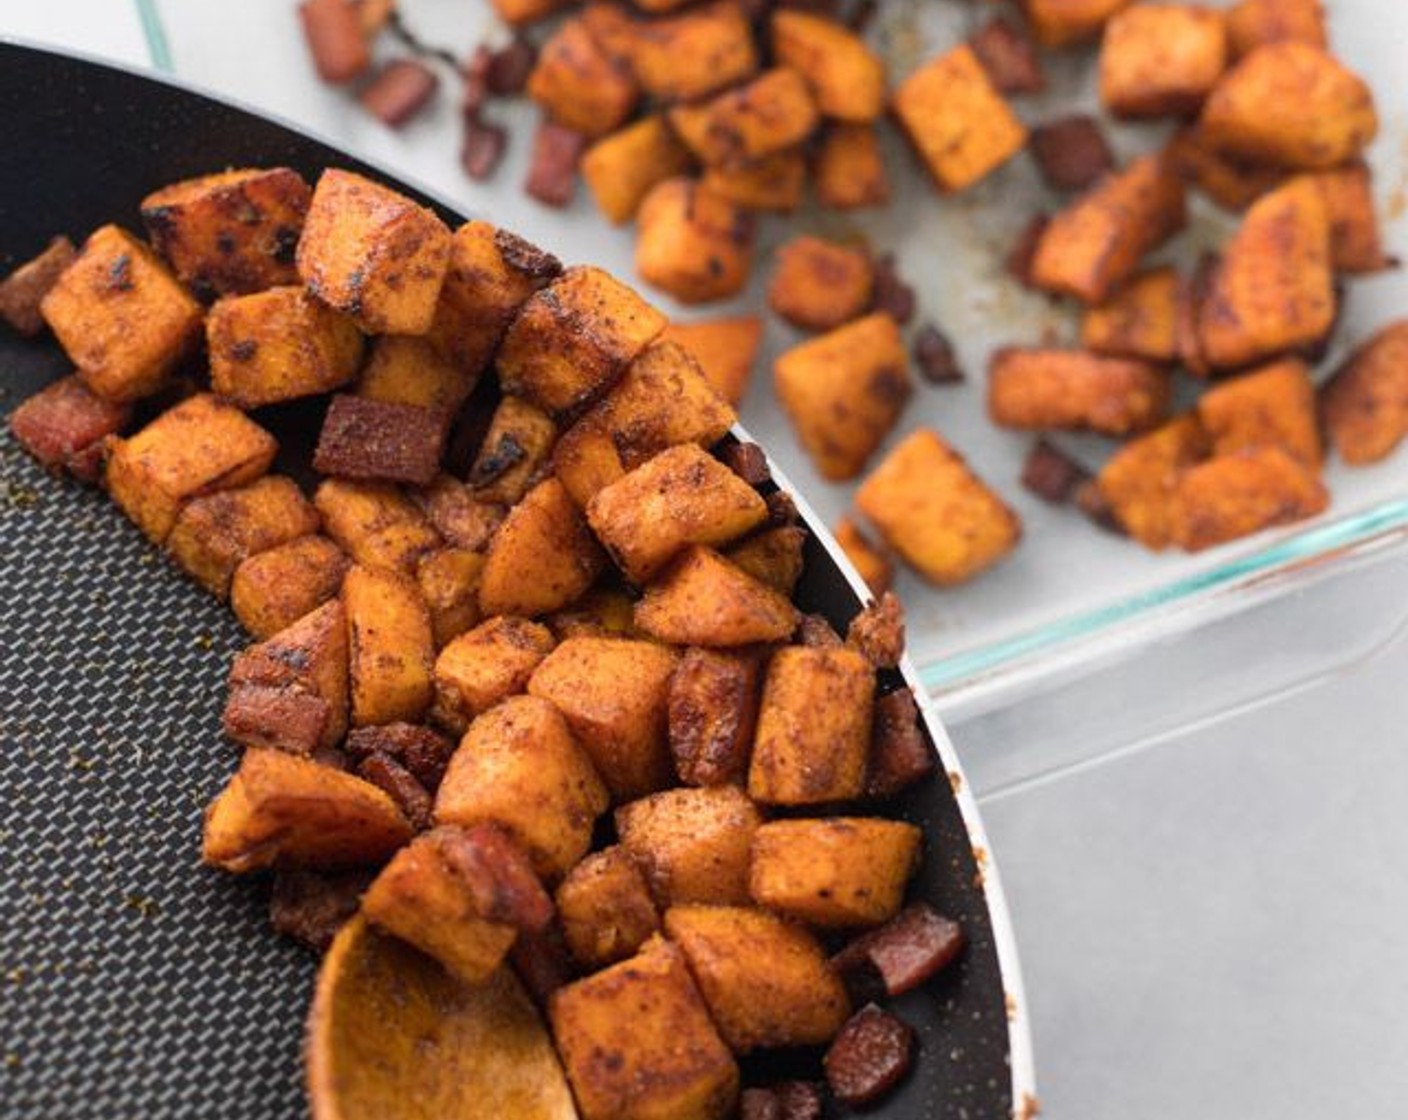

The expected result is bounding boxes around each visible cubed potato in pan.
[1314,162,1395,275]
[659,318,761,407]
[635,179,755,305]
[1197,358,1321,467]
[768,236,873,332]
[416,547,485,648]
[616,785,761,907]
[463,397,557,505]
[1164,124,1287,211]
[726,525,805,597]
[355,335,474,416]
[987,348,1171,436]
[1023,0,1134,48]
[770,9,885,122]
[669,69,819,168]
[702,150,806,215]
[634,547,800,647]
[7,374,130,481]
[668,647,764,788]
[313,478,442,575]
[1095,413,1211,550]
[432,615,555,733]
[1081,268,1182,362]
[834,516,893,596]
[1320,321,1408,466]
[812,123,891,211]
[417,475,504,554]
[546,584,638,641]
[556,845,660,969]
[582,116,695,225]
[527,17,638,139]
[1169,446,1328,551]
[1226,0,1326,58]
[231,535,349,640]
[343,564,435,727]
[479,477,605,617]
[627,1,759,103]
[1099,4,1229,120]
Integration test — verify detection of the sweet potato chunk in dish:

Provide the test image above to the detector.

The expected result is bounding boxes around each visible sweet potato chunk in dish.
[432,616,554,733]
[479,478,605,618]
[231,535,349,640]
[770,9,885,122]
[343,564,435,727]
[1320,321,1408,465]
[1196,358,1321,467]
[1169,446,1328,551]
[634,546,799,647]
[625,0,759,104]
[617,785,762,908]
[635,178,755,305]
[1023,0,1134,48]
[701,149,806,215]
[1095,413,1210,550]
[812,123,891,211]
[768,236,874,332]
[314,479,441,575]
[581,116,695,225]
[356,335,474,416]
[1099,4,1229,120]
[669,69,819,168]
[988,348,1171,436]
[556,845,660,969]
[660,317,761,406]
[1226,0,1326,58]
[1081,268,1181,362]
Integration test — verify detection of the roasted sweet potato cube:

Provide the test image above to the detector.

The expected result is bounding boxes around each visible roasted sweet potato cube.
[969,15,1046,95]
[635,179,755,305]
[7,374,130,480]
[427,221,558,376]
[498,265,666,418]
[748,645,873,806]
[1199,42,1377,170]
[1095,413,1210,549]
[660,317,761,406]
[556,845,660,969]
[669,69,819,168]
[1315,162,1394,275]
[665,905,851,1053]
[617,785,761,906]
[855,430,1021,586]
[223,600,349,755]
[1197,358,1320,467]
[1320,322,1408,466]
[774,312,911,482]
[417,475,504,553]
[582,116,695,225]
[313,479,441,574]
[1023,0,1133,48]
[202,748,412,873]
[0,235,76,336]
[1031,154,1187,304]
[528,17,638,138]
[528,637,679,800]
[749,818,921,928]
[668,647,763,788]
[1081,268,1181,362]
[587,444,768,584]
[1197,177,1334,370]
[416,547,484,648]
[1169,446,1328,551]
[726,526,805,596]
[627,0,759,103]
[297,168,452,335]
[231,535,349,639]
[140,167,310,299]
[812,124,890,211]
[40,225,202,402]
[891,44,1027,193]
[490,0,570,25]
[435,695,609,880]
[1226,0,1326,57]
[479,478,605,617]
[356,335,474,415]
[546,584,638,641]
[106,393,277,544]
[362,823,551,983]
[835,517,893,596]
[343,565,435,727]
[768,237,873,332]
[167,475,319,598]
[635,547,800,647]
[1099,4,1229,120]
[1165,124,1286,211]
[701,150,806,214]
[314,395,446,487]
[466,396,557,505]
[987,348,1171,436]
[549,937,739,1120]
[432,616,555,733]
[771,9,885,122]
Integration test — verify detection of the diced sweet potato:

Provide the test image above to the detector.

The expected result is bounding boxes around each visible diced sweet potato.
[40,225,203,402]
[1023,0,1133,47]
[416,547,485,648]
[479,478,605,617]
[549,937,739,1120]
[528,17,638,138]
[202,748,412,873]
[749,818,921,928]
[812,124,890,210]
[435,695,609,880]
[498,265,666,419]
[140,167,310,299]
[665,905,851,1053]
[490,0,571,25]
[1165,124,1286,211]
[1196,177,1334,370]
[7,374,130,480]
[1030,115,1115,193]
[231,535,349,639]
[432,616,555,733]
[1315,162,1394,275]
[462,397,555,506]
[771,9,885,122]
[669,69,819,168]
[297,168,452,335]
[987,348,1171,436]
[1095,413,1210,549]
[617,786,761,907]
[0,236,76,336]
[635,179,755,305]
[846,592,904,670]
[528,636,680,800]
[835,517,893,596]
[1226,0,1326,57]
[1099,4,1229,119]
[343,564,435,727]
[854,430,1020,586]
[702,150,806,214]
[626,0,759,103]
[545,584,637,641]
[313,479,441,574]
[1199,42,1377,170]
[356,335,474,416]
[725,526,805,597]
[1030,154,1187,304]
[891,44,1027,193]
[417,475,504,553]
[1320,321,1408,465]
[748,645,873,806]
[313,395,446,487]
[582,116,696,225]
[1169,446,1328,551]
[767,237,873,332]
[556,845,660,969]
[1197,358,1321,467]
[969,16,1046,95]
[659,318,761,406]
[668,647,763,788]
[1080,267,1181,362]
[635,547,800,647]
[774,312,911,482]
[106,393,277,544]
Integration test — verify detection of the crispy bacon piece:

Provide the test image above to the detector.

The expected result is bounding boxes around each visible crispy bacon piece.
[359,59,440,127]
[8,374,131,481]
[0,235,76,335]
[299,0,371,84]
[865,688,936,799]
[269,868,372,953]
[1030,115,1115,192]
[969,17,1046,95]
[832,903,965,998]
[846,591,904,669]
[345,722,456,792]
[524,119,588,208]
[313,394,446,486]
[356,750,434,831]
[823,1005,916,1108]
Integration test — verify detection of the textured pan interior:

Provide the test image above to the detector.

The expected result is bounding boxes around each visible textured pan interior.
[0,42,1013,1119]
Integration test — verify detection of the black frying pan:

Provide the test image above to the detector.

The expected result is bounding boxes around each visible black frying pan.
[0,40,1033,1120]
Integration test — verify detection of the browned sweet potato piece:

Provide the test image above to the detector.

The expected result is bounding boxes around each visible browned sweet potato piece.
[725,526,805,597]
[1197,358,1321,466]
[314,395,446,486]
[40,225,202,402]
[479,478,606,617]
[556,845,660,969]
[1165,124,1286,210]
[969,16,1046,95]
[987,348,1171,436]
[855,430,1020,586]
[1169,445,1328,551]
[832,903,965,998]
[771,9,885,121]
[1081,267,1181,362]
[823,1005,915,1107]
[356,335,474,416]
[1315,162,1395,275]
[416,547,485,648]
[1023,0,1133,48]
[617,786,761,907]
[891,44,1027,193]
[659,318,761,406]
[668,647,763,787]
[314,479,441,574]
[812,124,890,210]
[231,535,349,639]
[635,179,755,305]
[582,116,695,225]
[1320,322,1408,465]
[1030,154,1187,304]
[0,236,76,335]
[432,616,555,733]
[140,167,310,299]
[702,150,806,215]
[296,168,452,335]
[527,17,638,138]
[635,547,800,647]
[768,237,873,332]
[1099,4,1229,120]
[626,0,759,103]
[343,565,435,727]
[1199,42,1377,170]
[8,374,130,480]
[865,689,936,799]
[545,584,638,641]
[834,516,893,596]
[490,0,571,25]
[1226,0,1326,57]
[1030,115,1115,193]
[1095,413,1210,549]
[669,69,819,168]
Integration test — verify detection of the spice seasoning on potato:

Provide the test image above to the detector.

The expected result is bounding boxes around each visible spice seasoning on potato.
[767,236,874,332]
[355,335,473,417]
[635,178,756,305]
[726,525,806,597]
[417,475,504,554]
[1320,321,1408,466]
[527,17,638,138]
[812,123,891,211]
[702,149,807,215]
[1023,0,1135,48]
[1196,358,1321,467]
[415,547,485,649]
[313,478,442,575]
[1169,445,1328,551]
[466,396,557,505]
[343,564,435,727]
[1081,267,1181,362]
[231,535,349,640]
[1226,0,1326,58]
[669,69,819,168]
[581,116,695,225]
[835,516,893,596]
[556,845,660,969]
[1099,3,1229,120]
[432,615,555,733]
[660,318,761,406]
[634,546,800,647]
[627,0,760,103]
[668,647,764,788]
[1164,124,1286,211]
[987,348,1171,436]
[1095,413,1211,550]
[617,785,762,907]
[1313,162,1395,275]
[770,9,885,122]
[479,477,606,617]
